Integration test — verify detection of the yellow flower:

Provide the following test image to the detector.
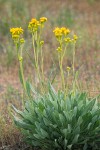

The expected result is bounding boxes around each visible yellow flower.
[10,27,23,36]
[31,18,38,23]
[64,37,71,43]
[40,40,44,46]
[31,18,40,26]
[10,27,24,42]
[28,18,40,32]
[71,35,78,43]
[73,34,78,41]
[61,27,70,35]
[18,56,23,61]
[53,27,62,38]
[12,34,20,40]
[56,47,62,52]
[65,29,70,35]
[67,66,71,71]
[61,27,66,32]
[40,17,47,23]
[53,27,60,33]
[20,38,25,44]
[53,27,70,38]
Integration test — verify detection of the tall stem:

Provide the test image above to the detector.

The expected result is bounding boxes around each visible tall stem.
[32,33,37,68]
[72,43,77,93]
[19,59,26,91]
[40,46,44,83]
[16,43,26,92]
[32,32,44,92]
[73,43,75,76]
[58,53,65,91]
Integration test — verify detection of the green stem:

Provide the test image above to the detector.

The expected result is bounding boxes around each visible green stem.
[40,45,44,83]
[16,43,26,92]
[32,31,44,93]
[72,43,77,93]
[59,53,65,91]
[32,33,37,68]
[19,59,26,91]
[73,43,75,76]
[32,32,40,86]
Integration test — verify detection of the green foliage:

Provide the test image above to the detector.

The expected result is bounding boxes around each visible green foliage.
[13,85,100,150]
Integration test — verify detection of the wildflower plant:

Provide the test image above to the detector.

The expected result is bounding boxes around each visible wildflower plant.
[10,18,78,95]
[28,17,47,92]
[10,17,47,95]
[10,17,100,150]
[10,27,26,92]
[53,27,78,92]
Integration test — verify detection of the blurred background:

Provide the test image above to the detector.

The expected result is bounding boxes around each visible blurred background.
[0,0,100,148]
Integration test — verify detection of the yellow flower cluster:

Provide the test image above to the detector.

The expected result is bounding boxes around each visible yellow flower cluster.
[53,27,78,43]
[64,37,72,43]
[70,35,78,43]
[53,27,78,54]
[40,40,44,46]
[10,27,24,43]
[65,35,78,44]
[56,47,62,52]
[64,34,78,43]
[10,27,23,35]
[53,27,70,38]
[66,66,71,71]
[73,34,78,41]
[20,38,25,44]
[40,17,47,23]
[28,17,47,32]
[28,18,40,32]
[61,27,70,35]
